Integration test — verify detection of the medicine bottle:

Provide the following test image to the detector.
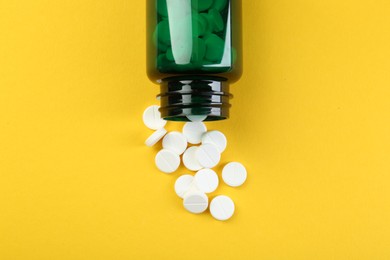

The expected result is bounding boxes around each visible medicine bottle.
[147,0,242,121]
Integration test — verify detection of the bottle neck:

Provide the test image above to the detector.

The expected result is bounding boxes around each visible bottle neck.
[157,76,232,121]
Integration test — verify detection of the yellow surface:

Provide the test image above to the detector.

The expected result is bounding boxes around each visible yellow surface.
[1,1,390,259]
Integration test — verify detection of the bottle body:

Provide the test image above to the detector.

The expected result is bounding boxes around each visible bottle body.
[147,0,242,121]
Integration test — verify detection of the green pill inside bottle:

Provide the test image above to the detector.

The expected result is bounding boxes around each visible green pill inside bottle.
[208,8,225,32]
[192,13,207,37]
[147,0,242,121]
[191,0,214,12]
[211,0,228,12]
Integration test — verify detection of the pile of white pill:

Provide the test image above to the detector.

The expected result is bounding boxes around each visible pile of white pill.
[143,105,247,221]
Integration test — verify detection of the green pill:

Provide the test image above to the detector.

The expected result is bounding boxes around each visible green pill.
[157,53,177,72]
[157,20,171,46]
[157,53,169,70]
[199,13,213,36]
[158,42,169,52]
[166,48,174,61]
[192,13,207,37]
[208,8,224,32]
[204,34,225,62]
[211,0,228,11]
[157,0,168,17]
[153,27,169,51]
[191,0,214,12]
[191,38,206,63]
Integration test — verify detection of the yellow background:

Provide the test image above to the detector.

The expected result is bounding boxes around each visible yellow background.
[1,0,390,259]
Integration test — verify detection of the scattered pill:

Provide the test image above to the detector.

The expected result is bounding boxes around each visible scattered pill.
[222,162,247,187]
[145,128,167,147]
[162,131,188,155]
[183,180,201,198]
[183,122,207,144]
[187,115,208,122]
[155,149,180,174]
[142,103,247,219]
[196,143,221,168]
[210,195,235,221]
[183,146,203,171]
[174,174,194,198]
[183,191,209,214]
[202,130,227,153]
[194,169,219,193]
[143,105,167,130]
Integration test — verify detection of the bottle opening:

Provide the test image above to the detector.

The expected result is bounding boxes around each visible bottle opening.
[157,76,232,122]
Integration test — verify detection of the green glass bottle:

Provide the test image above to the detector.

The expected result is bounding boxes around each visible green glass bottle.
[147,0,242,121]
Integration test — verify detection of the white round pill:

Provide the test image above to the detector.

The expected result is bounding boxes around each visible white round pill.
[201,130,227,153]
[155,149,180,174]
[222,162,247,187]
[182,122,207,144]
[183,191,209,214]
[210,195,235,221]
[174,174,194,198]
[182,146,203,171]
[194,169,219,193]
[143,105,167,130]
[183,180,201,198]
[195,143,221,168]
[187,115,207,122]
[145,128,167,147]
[162,131,188,155]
